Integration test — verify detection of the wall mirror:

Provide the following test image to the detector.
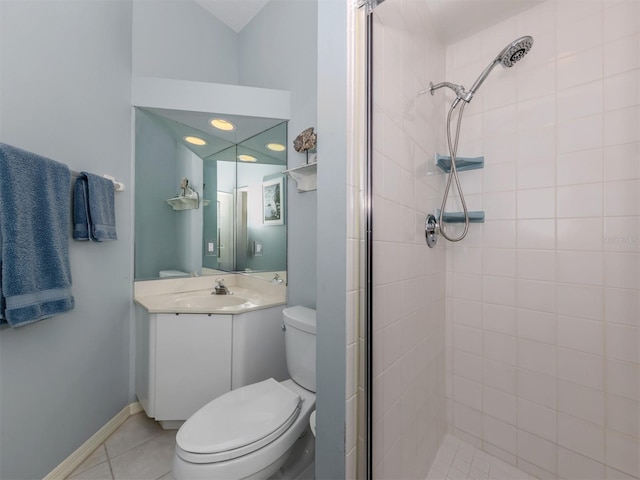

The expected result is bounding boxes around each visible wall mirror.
[134,106,287,280]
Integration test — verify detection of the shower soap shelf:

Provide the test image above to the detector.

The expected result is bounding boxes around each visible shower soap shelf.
[436,209,485,223]
[435,154,484,173]
[433,154,485,224]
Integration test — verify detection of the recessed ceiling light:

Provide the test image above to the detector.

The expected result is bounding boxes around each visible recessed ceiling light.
[238,154,257,162]
[184,136,207,146]
[266,143,286,152]
[210,118,235,131]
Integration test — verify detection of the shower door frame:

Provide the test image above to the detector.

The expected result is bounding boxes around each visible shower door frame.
[361,1,380,478]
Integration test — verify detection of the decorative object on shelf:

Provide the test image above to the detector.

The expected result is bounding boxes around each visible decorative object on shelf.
[180,177,189,195]
[166,177,200,211]
[293,127,317,164]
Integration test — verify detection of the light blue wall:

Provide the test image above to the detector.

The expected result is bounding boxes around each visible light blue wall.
[0,1,133,478]
[175,144,204,274]
[134,110,179,279]
[316,1,347,477]
[0,2,345,478]
[132,0,239,83]
[238,0,318,309]
[132,0,242,277]
[202,159,219,269]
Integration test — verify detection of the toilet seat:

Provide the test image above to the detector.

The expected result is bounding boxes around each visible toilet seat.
[176,378,301,464]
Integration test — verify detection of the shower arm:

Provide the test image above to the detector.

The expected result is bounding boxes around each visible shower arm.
[428,81,473,107]
[428,55,502,107]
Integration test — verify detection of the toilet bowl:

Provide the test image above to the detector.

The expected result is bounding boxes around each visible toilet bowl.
[173,306,317,480]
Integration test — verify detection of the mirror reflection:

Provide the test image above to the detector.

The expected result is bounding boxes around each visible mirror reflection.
[134,107,287,280]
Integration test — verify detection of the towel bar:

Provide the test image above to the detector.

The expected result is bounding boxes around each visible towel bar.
[70,170,125,191]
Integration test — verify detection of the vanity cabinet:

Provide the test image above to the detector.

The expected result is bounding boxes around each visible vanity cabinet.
[135,307,232,424]
[134,303,288,427]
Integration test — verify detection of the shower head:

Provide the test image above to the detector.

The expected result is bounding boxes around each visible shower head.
[468,36,533,96]
[428,36,533,107]
[497,36,534,67]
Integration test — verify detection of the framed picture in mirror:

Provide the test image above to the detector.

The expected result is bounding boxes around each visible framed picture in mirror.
[262,176,284,226]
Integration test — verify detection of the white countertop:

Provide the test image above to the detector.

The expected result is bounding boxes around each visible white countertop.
[134,274,287,314]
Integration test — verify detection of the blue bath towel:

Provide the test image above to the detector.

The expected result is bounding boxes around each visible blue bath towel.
[0,143,75,327]
[73,172,117,242]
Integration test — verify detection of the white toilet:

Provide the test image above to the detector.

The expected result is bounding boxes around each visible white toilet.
[172,306,317,480]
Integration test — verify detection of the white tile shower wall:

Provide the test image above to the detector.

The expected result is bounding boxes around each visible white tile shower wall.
[371,0,449,478]
[444,1,640,479]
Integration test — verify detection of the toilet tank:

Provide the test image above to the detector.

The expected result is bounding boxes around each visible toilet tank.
[283,306,316,392]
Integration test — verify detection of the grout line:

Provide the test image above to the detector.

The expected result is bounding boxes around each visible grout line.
[154,470,171,480]
[107,456,115,480]
[106,428,169,463]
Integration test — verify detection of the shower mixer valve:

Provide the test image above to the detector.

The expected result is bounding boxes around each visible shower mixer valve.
[425,214,439,248]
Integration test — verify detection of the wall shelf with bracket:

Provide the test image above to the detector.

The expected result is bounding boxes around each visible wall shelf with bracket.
[166,193,199,210]
[283,162,317,192]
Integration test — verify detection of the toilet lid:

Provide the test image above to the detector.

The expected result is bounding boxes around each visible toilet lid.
[177,378,301,456]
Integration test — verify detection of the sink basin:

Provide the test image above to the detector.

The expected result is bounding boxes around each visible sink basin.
[173,292,248,309]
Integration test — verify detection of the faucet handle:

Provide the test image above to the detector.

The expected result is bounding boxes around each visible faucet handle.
[216,278,225,287]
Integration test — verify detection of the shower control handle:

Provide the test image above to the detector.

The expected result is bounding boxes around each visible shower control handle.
[425,214,438,248]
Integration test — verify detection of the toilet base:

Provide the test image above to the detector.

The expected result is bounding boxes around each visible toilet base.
[159,420,184,430]
[173,443,294,480]
[268,428,315,480]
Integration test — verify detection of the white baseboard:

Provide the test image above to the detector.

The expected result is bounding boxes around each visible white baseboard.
[44,402,142,480]
[129,402,143,415]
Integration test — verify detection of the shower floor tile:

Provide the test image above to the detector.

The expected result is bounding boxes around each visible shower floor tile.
[427,434,536,480]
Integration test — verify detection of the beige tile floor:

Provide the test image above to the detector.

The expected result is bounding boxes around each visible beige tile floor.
[67,413,176,480]
[68,415,532,480]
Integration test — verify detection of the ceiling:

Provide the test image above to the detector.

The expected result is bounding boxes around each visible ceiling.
[193,0,270,32]
[192,0,544,45]
[425,0,545,44]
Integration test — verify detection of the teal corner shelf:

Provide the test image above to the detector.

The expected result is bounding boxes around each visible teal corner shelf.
[435,154,484,173]
[436,209,485,223]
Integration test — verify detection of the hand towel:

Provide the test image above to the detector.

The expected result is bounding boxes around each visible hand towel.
[0,143,75,327]
[73,172,117,241]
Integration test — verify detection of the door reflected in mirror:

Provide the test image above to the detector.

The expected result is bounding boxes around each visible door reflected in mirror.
[134,107,287,280]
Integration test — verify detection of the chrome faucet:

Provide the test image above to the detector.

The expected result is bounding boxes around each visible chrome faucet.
[271,273,284,284]
[213,278,231,295]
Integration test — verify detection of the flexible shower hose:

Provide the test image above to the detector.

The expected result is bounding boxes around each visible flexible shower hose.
[438,100,470,242]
